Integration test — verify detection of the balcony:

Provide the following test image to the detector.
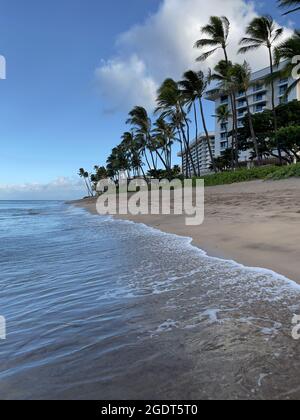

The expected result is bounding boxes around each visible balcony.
[278,78,288,85]
[237,111,247,119]
[278,86,288,96]
[237,100,247,110]
[237,90,246,99]
[220,95,229,104]
[252,96,267,105]
[253,84,267,93]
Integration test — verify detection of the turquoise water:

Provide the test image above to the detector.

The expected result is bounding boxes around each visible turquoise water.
[1,201,300,400]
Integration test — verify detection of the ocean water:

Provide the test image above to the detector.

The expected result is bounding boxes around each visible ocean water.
[1,200,300,400]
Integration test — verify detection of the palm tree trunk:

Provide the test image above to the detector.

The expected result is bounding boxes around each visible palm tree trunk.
[230,93,239,168]
[268,46,282,165]
[139,164,149,185]
[177,129,187,178]
[178,104,198,176]
[199,98,217,173]
[223,47,229,64]
[223,45,240,168]
[144,151,152,173]
[155,149,169,172]
[84,179,90,197]
[150,150,157,171]
[224,121,229,150]
[193,102,201,176]
[85,178,92,197]
[245,93,260,163]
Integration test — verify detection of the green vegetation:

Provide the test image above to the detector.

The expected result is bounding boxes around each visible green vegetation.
[196,164,300,187]
[266,162,300,180]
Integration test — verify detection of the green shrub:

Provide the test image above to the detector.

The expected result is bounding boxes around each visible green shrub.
[193,164,300,187]
[266,163,300,180]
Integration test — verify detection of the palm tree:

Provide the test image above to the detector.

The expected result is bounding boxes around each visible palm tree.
[126,106,157,172]
[231,62,260,161]
[209,60,239,166]
[179,70,217,173]
[121,132,147,180]
[278,0,300,15]
[152,117,176,172]
[195,16,240,168]
[238,15,284,161]
[156,78,197,177]
[195,16,230,62]
[78,168,93,197]
[274,30,300,93]
[170,110,186,176]
[213,104,232,149]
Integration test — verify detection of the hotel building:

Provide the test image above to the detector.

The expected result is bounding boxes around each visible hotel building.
[178,133,215,176]
[206,61,300,161]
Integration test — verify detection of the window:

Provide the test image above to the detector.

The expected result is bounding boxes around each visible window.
[237,90,245,98]
[238,109,245,117]
[255,93,264,102]
[220,123,227,131]
[221,95,228,104]
[253,82,264,92]
[220,141,227,149]
[221,132,227,140]
[238,99,246,107]
[279,78,288,84]
[255,103,266,112]
[279,85,288,96]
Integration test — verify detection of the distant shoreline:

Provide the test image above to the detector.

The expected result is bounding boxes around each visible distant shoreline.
[70,178,300,284]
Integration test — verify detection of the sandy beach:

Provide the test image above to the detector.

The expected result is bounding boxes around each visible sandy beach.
[71,178,300,284]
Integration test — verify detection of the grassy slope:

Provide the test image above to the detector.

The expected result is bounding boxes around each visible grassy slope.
[195,164,300,187]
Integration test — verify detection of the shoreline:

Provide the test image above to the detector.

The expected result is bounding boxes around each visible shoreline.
[70,178,300,284]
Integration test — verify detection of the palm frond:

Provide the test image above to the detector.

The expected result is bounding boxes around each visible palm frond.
[194,39,220,48]
[278,0,300,14]
[283,6,300,14]
[238,44,261,54]
[239,36,263,45]
[196,47,219,62]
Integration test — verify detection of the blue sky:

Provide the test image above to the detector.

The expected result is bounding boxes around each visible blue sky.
[0,0,298,199]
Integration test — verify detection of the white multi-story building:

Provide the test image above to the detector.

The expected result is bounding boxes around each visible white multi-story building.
[178,133,215,176]
[206,61,300,161]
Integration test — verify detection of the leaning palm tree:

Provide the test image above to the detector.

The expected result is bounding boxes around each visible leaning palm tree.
[170,110,186,175]
[278,0,300,15]
[179,70,217,173]
[195,16,230,62]
[78,168,93,197]
[231,62,260,161]
[178,72,200,175]
[156,78,197,177]
[239,15,284,162]
[213,104,232,149]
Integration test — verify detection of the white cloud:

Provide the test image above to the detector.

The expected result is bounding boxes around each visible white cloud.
[0,177,86,200]
[95,0,293,113]
[95,55,157,112]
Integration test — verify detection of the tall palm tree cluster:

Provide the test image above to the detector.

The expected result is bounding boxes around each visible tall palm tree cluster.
[79,3,300,195]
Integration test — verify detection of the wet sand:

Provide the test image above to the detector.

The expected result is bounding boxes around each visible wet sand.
[71,178,300,283]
